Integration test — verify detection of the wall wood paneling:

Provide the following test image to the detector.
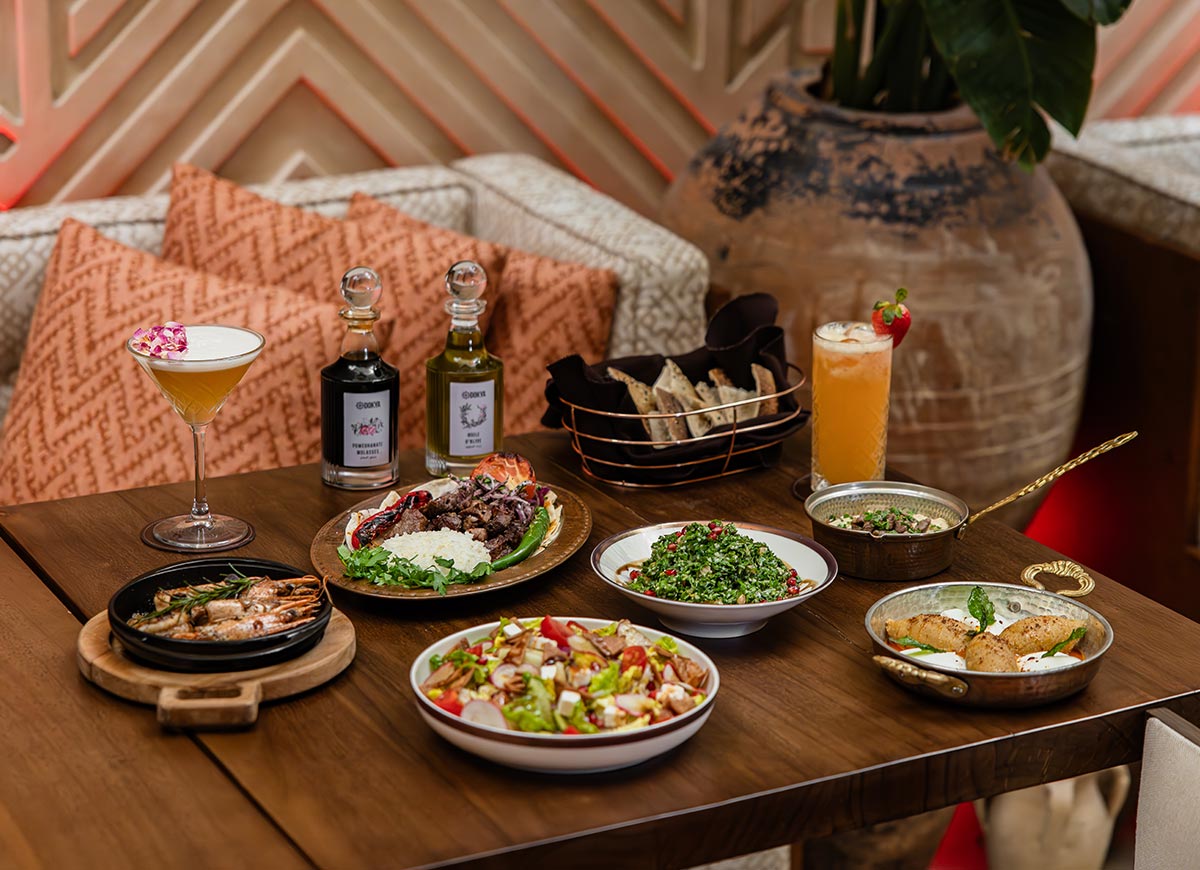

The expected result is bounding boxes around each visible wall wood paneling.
[0,1,1194,213]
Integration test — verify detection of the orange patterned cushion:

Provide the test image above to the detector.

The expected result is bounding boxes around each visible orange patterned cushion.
[345,196,619,435]
[162,165,507,448]
[0,220,338,505]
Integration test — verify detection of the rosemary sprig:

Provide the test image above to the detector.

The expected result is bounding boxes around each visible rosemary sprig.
[132,568,261,625]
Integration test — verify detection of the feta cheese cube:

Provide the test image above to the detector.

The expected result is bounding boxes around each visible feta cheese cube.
[501,622,524,639]
[539,664,558,681]
[658,684,687,703]
[602,705,624,728]
[555,689,582,717]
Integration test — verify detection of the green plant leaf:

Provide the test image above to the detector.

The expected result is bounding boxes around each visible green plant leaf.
[1043,626,1087,657]
[967,586,995,634]
[921,0,1096,166]
[1059,0,1132,26]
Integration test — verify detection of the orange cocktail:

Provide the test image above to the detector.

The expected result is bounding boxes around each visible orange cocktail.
[811,321,893,490]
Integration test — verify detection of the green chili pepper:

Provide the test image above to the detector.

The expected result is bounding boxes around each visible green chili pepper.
[491,507,550,571]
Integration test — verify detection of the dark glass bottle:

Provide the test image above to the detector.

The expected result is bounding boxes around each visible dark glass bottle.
[425,260,503,475]
[321,267,400,488]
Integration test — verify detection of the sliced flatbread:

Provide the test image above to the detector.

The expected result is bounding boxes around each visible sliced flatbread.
[696,381,733,427]
[653,359,713,437]
[654,388,690,442]
[752,363,779,415]
[608,367,669,444]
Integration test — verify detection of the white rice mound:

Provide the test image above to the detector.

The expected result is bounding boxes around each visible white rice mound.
[379,529,492,573]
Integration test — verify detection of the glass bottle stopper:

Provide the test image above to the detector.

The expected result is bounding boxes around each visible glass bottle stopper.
[444,260,487,324]
[340,266,382,323]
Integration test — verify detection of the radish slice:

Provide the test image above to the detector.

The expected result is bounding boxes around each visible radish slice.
[615,693,652,715]
[568,634,601,655]
[515,663,539,676]
[461,700,508,730]
[490,663,517,688]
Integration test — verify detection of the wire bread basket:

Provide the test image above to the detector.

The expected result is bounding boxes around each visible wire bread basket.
[559,364,808,487]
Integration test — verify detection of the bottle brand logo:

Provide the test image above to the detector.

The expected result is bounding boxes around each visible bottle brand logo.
[355,400,382,410]
[459,403,487,430]
[460,390,487,399]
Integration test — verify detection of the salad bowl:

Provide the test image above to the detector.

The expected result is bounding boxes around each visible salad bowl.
[590,521,837,638]
[410,617,720,774]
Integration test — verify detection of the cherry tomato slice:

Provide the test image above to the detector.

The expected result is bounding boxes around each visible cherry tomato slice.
[433,693,463,716]
[563,725,581,735]
[621,645,647,671]
[540,616,572,648]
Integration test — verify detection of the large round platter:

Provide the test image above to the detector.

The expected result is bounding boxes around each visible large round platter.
[310,480,592,600]
[410,617,719,774]
[591,521,837,638]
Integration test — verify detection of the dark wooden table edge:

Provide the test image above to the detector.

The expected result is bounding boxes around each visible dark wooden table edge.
[410,691,1200,870]
[0,518,319,869]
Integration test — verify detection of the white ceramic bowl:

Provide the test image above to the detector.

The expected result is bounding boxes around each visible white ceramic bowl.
[409,617,720,774]
[590,521,838,638]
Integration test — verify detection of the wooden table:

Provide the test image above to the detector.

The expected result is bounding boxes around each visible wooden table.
[4,432,1199,869]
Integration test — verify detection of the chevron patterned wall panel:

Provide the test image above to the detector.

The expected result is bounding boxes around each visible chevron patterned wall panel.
[0,0,1194,214]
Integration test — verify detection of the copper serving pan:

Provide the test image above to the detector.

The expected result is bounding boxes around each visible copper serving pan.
[802,432,1137,581]
[865,562,1113,708]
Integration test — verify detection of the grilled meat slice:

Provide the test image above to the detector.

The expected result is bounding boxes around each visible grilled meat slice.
[394,507,428,535]
[425,486,472,517]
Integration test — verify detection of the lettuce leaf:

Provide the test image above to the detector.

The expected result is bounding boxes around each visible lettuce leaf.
[502,676,555,733]
[588,661,620,697]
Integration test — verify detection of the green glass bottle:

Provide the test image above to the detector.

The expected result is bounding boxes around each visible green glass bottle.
[425,260,503,475]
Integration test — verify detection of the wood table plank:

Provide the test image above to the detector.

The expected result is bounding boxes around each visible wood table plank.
[0,538,307,869]
[4,432,1199,869]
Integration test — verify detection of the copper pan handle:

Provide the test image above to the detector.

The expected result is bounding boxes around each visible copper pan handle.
[957,431,1137,539]
[1020,560,1095,598]
[873,655,969,699]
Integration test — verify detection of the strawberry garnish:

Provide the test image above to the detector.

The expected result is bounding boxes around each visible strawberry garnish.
[872,288,911,347]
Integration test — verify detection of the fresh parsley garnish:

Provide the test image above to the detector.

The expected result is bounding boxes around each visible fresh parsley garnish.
[967,586,995,635]
[338,544,492,595]
[892,635,945,654]
[1043,626,1087,658]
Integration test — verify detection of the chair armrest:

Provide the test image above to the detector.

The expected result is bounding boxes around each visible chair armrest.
[451,153,709,356]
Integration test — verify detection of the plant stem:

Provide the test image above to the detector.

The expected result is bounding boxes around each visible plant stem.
[886,5,927,111]
[921,49,953,111]
[831,0,866,104]
[852,0,906,107]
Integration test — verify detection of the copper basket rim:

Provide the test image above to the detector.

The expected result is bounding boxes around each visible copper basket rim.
[559,362,807,487]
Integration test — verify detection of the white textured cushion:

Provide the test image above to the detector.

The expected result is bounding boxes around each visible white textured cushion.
[1049,117,1200,259]
[451,153,709,357]
[0,166,473,379]
[1136,715,1200,867]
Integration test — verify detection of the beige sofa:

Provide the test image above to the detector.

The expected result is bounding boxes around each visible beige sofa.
[0,153,709,428]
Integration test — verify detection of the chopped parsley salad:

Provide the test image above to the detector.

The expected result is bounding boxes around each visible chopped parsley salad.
[418,617,710,735]
[623,521,816,605]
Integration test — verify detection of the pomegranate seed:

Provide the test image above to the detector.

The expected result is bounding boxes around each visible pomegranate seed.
[664,569,676,576]
[676,530,685,537]
[787,587,798,596]
[708,521,720,530]
[708,532,720,540]
[644,589,656,597]
[629,570,639,580]
[667,543,677,552]
[789,568,798,577]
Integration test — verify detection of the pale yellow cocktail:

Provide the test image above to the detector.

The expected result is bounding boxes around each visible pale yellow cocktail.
[811,321,893,490]
[128,324,264,551]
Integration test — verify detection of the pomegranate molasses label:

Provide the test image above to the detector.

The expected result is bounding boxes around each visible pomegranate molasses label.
[449,380,494,456]
[343,391,390,467]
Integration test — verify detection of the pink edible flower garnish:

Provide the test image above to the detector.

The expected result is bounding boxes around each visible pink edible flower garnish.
[130,322,188,359]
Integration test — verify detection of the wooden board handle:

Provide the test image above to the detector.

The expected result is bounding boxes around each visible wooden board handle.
[156,682,262,729]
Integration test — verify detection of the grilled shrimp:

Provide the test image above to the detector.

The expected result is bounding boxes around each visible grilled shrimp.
[180,604,319,641]
[241,576,321,601]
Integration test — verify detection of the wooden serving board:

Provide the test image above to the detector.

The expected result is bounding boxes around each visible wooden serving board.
[77,610,356,729]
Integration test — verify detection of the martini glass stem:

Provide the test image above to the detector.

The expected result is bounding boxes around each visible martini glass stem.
[190,423,212,526]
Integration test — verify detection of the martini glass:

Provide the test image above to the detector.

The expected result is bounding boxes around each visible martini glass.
[127,324,265,551]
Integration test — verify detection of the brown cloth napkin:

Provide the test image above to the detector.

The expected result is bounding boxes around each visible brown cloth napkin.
[542,293,809,484]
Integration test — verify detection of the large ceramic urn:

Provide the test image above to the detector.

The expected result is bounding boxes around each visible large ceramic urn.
[661,69,1091,528]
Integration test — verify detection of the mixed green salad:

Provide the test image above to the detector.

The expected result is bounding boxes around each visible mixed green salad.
[419,617,710,735]
[624,521,813,604]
